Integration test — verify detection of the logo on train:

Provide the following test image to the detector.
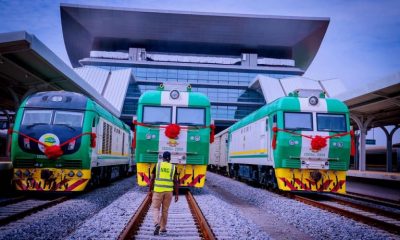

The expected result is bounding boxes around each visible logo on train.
[38,133,60,152]
[167,138,179,147]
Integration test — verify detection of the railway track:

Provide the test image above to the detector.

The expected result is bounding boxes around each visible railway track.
[288,193,400,235]
[345,191,400,209]
[0,196,68,226]
[119,191,215,240]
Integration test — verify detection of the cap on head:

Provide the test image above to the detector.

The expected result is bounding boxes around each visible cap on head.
[162,151,171,161]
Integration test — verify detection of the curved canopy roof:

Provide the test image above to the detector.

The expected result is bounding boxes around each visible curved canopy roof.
[0,31,119,116]
[61,4,329,70]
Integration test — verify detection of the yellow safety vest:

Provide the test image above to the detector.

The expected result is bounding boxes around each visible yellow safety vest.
[154,161,176,193]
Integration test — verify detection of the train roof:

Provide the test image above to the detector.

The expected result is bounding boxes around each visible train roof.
[22,91,130,131]
[230,95,349,132]
[139,89,210,107]
[24,91,88,110]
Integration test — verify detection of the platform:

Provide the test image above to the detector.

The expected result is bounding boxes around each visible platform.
[346,170,400,203]
[347,170,400,181]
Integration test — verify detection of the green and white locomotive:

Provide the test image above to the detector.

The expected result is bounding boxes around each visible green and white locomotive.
[134,83,213,188]
[10,91,133,192]
[220,90,354,193]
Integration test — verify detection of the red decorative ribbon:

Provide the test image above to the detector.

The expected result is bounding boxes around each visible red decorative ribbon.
[272,127,355,155]
[165,124,181,139]
[209,124,215,143]
[8,129,96,159]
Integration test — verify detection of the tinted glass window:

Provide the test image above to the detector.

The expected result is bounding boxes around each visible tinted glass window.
[143,106,171,124]
[317,114,346,132]
[22,110,52,126]
[177,108,205,126]
[284,112,313,131]
[54,111,84,128]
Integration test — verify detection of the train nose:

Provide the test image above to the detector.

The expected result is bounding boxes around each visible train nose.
[310,171,322,182]
[41,169,53,180]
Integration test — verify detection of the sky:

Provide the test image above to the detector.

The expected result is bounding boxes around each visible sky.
[0,0,399,146]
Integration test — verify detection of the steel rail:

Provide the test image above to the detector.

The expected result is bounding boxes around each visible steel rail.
[0,196,68,226]
[327,195,400,221]
[118,192,152,240]
[345,191,400,209]
[0,195,28,207]
[186,191,216,240]
[288,193,400,235]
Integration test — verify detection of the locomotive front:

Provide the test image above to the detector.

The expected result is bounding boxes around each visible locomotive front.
[135,84,212,188]
[272,91,353,193]
[11,91,94,191]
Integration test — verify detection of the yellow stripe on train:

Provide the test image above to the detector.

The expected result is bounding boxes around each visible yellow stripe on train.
[137,163,207,188]
[230,148,268,156]
[275,168,347,194]
[14,168,91,191]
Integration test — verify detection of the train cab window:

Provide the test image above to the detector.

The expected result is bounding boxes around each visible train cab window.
[22,110,52,126]
[284,112,313,131]
[265,118,269,131]
[143,106,172,124]
[54,111,84,128]
[317,113,346,132]
[176,107,205,126]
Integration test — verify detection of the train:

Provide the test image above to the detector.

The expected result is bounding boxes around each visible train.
[209,90,354,193]
[134,83,213,188]
[10,91,134,192]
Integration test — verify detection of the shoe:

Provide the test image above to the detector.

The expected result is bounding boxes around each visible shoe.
[160,230,167,236]
[154,224,160,235]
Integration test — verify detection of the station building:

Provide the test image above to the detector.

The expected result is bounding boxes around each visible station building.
[60,4,329,131]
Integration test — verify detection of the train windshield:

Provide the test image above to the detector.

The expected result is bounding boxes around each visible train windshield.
[143,106,172,124]
[317,113,346,132]
[177,107,205,126]
[284,112,313,131]
[54,111,84,128]
[22,110,52,126]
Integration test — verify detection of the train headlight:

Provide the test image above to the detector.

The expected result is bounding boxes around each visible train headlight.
[76,171,83,177]
[24,138,30,149]
[51,96,63,102]
[337,142,343,148]
[170,90,180,99]
[68,140,76,150]
[308,96,319,105]
[146,133,151,140]
[289,140,295,146]
[194,136,200,142]
[23,170,30,177]
[68,171,75,177]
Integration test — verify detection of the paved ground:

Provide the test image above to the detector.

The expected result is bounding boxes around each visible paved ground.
[346,177,400,202]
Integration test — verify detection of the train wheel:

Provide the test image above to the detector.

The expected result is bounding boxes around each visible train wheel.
[268,168,278,190]
[88,168,101,189]
[228,164,233,178]
[119,165,128,178]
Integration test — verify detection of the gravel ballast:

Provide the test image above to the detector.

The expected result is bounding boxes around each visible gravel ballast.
[0,176,137,240]
[205,172,400,240]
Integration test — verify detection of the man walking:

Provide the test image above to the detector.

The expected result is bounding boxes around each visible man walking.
[149,151,179,236]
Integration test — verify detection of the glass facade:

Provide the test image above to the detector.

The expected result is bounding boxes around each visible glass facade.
[100,65,292,128]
